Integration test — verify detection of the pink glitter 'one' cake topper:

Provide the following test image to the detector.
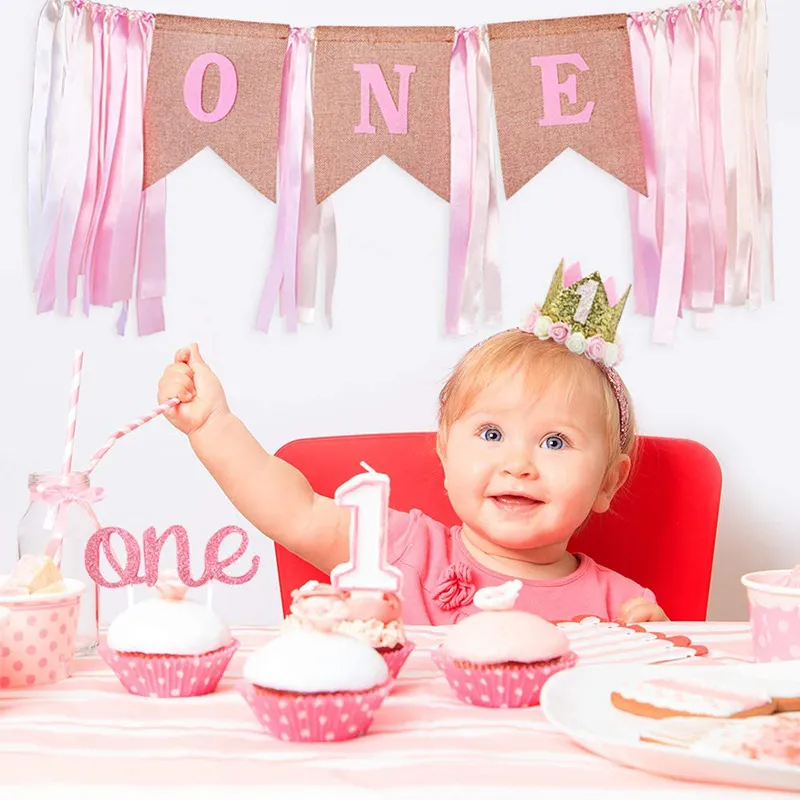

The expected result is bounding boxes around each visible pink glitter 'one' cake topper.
[330,463,403,595]
[84,525,260,589]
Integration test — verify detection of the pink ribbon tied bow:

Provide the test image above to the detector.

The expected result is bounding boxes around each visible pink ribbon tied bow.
[30,483,104,562]
[30,484,105,508]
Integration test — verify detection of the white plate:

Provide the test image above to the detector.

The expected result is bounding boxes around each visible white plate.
[540,661,800,792]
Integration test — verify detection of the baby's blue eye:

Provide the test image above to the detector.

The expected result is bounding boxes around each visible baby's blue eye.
[479,427,503,442]
[541,434,566,451]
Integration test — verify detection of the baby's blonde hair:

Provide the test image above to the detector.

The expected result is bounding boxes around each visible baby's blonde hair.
[437,330,637,468]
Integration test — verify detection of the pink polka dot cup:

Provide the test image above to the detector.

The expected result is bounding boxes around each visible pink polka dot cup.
[741,570,800,663]
[0,579,84,688]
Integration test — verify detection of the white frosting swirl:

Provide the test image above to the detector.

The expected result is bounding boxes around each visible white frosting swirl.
[473,580,523,611]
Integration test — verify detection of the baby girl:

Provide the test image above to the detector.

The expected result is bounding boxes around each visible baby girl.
[157,263,666,624]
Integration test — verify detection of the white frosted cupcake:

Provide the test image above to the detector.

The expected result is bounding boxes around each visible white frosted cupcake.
[99,572,238,698]
[237,629,391,742]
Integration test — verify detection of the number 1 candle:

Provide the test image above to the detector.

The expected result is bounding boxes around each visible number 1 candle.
[331,471,403,595]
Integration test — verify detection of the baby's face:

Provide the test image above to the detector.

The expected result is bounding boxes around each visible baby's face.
[439,368,618,553]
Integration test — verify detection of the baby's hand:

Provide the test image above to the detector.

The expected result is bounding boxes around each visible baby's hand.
[157,343,229,436]
[617,597,669,624]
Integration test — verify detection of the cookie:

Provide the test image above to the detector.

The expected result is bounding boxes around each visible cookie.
[642,713,800,767]
[611,677,776,719]
[765,681,800,714]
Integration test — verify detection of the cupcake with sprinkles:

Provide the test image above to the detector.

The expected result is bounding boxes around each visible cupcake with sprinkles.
[99,571,238,698]
[237,628,391,742]
[432,580,578,708]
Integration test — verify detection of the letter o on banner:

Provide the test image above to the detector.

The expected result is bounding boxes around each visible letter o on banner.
[183,53,239,123]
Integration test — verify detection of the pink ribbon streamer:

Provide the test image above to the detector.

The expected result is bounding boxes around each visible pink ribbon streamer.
[87,9,129,307]
[720,2,741,305]
[684,10,715,314]
[118,17,165,336]
[33,1,82,315]
[700,2,728,308]
[627,15,660,316]
[446,29,471,335]
[733,0,756,307]
[256,28,310,333]
[652,10,691,345]
[28,0,61,278]
[295,31,337,328]
[446,27,501,336]
[135,180,167,335]
[752,0,773,302]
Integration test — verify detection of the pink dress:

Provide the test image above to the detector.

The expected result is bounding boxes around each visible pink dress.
[386,509,657,625]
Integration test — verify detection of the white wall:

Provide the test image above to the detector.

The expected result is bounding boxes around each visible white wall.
[1,0,796,626]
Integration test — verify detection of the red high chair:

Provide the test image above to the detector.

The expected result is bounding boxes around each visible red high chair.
[273,433,722,621]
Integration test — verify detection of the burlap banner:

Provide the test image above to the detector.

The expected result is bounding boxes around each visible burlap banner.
[144,15,288,200]
[489,15,646,198]
[313,26,453,203]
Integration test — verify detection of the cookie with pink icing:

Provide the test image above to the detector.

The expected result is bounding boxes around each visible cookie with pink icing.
[432,580,578,709]
[611,677,776,719]
[284,580,414,679]
[642,713,800,767]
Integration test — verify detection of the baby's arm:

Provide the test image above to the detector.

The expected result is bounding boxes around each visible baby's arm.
[158,344,350,574]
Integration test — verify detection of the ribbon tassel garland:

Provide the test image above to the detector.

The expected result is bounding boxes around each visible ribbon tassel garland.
[27,0,773,341]
[628,0,772,343]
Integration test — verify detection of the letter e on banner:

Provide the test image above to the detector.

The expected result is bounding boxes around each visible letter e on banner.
[530,54,595,127]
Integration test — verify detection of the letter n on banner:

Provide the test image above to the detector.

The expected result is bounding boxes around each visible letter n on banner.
[144,15,289,200]
[313,26,453,202]
[488,15,647,198]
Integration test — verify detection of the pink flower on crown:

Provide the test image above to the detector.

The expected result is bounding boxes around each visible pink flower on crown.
[548,321,571,345]
[433,563,476,611]
[520,306,541,333]
[585,335,607,362]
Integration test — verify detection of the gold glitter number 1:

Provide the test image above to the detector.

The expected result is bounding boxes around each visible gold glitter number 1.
[574,280,599,324]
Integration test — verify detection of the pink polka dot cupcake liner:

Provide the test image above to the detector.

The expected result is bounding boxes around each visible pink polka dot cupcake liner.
[237,679,392,742]
[0,588,82,689]
[99,639,239,698]
[378,641,415,680]
[431,647,579,708]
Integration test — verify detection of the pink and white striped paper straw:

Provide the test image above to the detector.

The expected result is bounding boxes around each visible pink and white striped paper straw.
[85,398,180,474]
[45,350,85,563]
[62,350,84,476]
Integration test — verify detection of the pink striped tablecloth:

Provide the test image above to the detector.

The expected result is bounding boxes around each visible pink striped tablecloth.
[0,622,768,794]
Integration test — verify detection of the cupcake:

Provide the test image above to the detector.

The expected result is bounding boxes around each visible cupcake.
[432,580,578,708]
[237,629,391,742]
[284,581,415,679]
[99,571,238,698]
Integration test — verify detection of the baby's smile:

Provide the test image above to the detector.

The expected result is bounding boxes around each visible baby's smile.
[488,493,544,514]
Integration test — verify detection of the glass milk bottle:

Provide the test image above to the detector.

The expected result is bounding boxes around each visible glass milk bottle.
[17,472,100,655]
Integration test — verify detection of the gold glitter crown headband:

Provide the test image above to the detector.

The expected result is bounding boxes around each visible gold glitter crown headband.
[519,261,631,445]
